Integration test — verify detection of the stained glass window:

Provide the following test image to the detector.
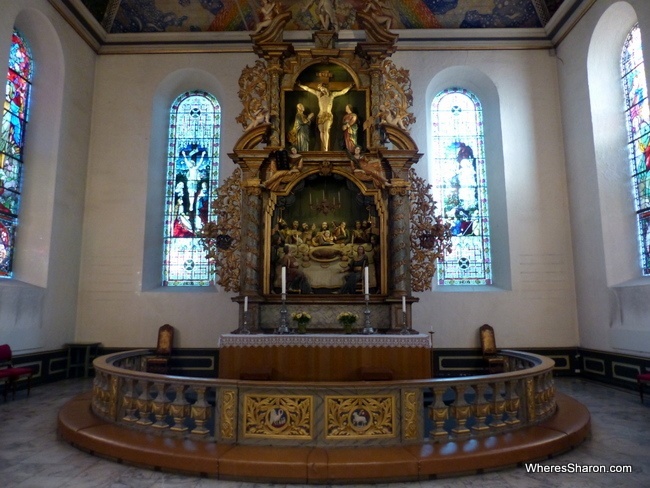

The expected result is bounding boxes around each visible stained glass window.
[431,88,491,285]
[621,24,650,276]
[163,91,221,286]
[1,30,33,278]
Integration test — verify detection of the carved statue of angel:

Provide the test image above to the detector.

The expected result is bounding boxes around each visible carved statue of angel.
[362,0,393,30]
[244,98,270,131]
[254,0,281,33]
[378,103,408,130]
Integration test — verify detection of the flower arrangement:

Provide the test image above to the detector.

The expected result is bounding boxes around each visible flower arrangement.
[337,312,358,333]
[291,312,311,324]
[291,311,311,333]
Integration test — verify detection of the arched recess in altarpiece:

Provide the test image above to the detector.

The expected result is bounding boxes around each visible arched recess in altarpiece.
[262,167,388,296]
[282,61,368,153]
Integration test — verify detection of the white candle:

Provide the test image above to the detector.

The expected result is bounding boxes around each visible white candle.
[244,296,248,312]
[402,295,406,313]
[282,266,287,294]
[364,266,369,295]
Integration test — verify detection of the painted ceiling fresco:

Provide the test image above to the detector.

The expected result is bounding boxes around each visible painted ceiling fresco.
[80,0,567,34]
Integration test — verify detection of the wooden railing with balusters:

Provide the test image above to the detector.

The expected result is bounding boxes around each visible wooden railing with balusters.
[91,349,556,446]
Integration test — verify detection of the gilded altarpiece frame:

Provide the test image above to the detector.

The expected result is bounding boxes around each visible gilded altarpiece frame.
[216,12,443,331]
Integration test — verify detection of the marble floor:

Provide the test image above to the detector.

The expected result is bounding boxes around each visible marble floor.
[0,377,648,487]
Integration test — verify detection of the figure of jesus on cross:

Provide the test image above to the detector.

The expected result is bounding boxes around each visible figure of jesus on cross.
[296,82,353,151]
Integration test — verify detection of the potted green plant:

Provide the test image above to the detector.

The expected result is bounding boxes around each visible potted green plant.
[337,312,358,334]
[291,311,311,333]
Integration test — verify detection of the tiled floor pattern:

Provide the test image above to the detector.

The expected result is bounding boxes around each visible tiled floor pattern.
[0,377,648,487]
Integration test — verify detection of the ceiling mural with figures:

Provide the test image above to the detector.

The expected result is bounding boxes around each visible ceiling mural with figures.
[78,0,567,34]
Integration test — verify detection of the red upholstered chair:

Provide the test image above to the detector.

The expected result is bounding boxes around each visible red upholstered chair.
[0,344,34,401]
[145,324,174,374]
[637,372,650,403]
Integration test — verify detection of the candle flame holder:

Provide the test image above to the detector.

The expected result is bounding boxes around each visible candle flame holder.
[276,293,290,334]
[361,294,375,335]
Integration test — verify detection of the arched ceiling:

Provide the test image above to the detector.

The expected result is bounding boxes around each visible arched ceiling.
[49,0,592,52]
[75,0,567,33]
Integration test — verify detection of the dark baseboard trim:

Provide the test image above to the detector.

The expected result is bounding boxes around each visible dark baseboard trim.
[433,346,578,378]
[5,345,648,395]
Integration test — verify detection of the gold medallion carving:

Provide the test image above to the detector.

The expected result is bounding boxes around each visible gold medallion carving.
[325,395,396,439]
[243,394,313,439]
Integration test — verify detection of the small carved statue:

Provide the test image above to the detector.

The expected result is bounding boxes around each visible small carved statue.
[349,145,391,189]
[261,149,302,191]
[254,0,281,33]
[362,0,393,30]
[303,0,338,31]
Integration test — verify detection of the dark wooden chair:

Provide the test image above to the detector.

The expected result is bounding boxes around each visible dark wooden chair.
[0,344,34,401]
[479,324,505,374]
[145,324,174,374]
[637,371,650,403]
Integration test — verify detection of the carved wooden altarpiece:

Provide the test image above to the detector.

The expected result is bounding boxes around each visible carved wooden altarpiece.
[215,11,436,332]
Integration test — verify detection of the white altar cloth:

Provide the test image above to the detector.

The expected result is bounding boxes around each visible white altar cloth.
[218,333,431,349]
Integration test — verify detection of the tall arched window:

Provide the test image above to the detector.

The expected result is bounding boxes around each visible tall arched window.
[431,88,491,285]
[162,91,221,286]
[621,24,650,276]
[1,29,33,278]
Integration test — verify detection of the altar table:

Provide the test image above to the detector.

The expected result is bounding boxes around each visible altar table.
[217,333,432,381]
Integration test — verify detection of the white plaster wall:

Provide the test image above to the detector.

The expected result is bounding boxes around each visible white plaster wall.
[557,0,650,356]
[0,0,95,353]
[397,48,578,349]
[76,52,252,348]
[76,43,578,350]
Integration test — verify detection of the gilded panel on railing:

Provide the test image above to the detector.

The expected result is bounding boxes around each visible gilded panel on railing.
[326,395,396,439]
[219,388,237,440]
[91,349,559,446]
[108,375,119,420]
[402,389,418,440]
[243,394,313,439]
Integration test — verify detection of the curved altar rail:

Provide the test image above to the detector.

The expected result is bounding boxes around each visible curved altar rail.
[90,349,556,447]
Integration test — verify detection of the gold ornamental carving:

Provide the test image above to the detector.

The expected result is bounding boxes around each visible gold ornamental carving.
[402,389,418,440]
[108,375,119,420]
[236,60,271,133]
[325,395,396,439]
[219,388,237,440]
[378,59,416,133]
[409,169,452,292]
[243,394,313,439]
[199,169,242,292]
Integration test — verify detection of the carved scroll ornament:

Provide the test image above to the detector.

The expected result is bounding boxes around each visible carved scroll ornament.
[236,60,271,132]
[199,169,242,292]
[378,59,416,132]
[409,170,452,292]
